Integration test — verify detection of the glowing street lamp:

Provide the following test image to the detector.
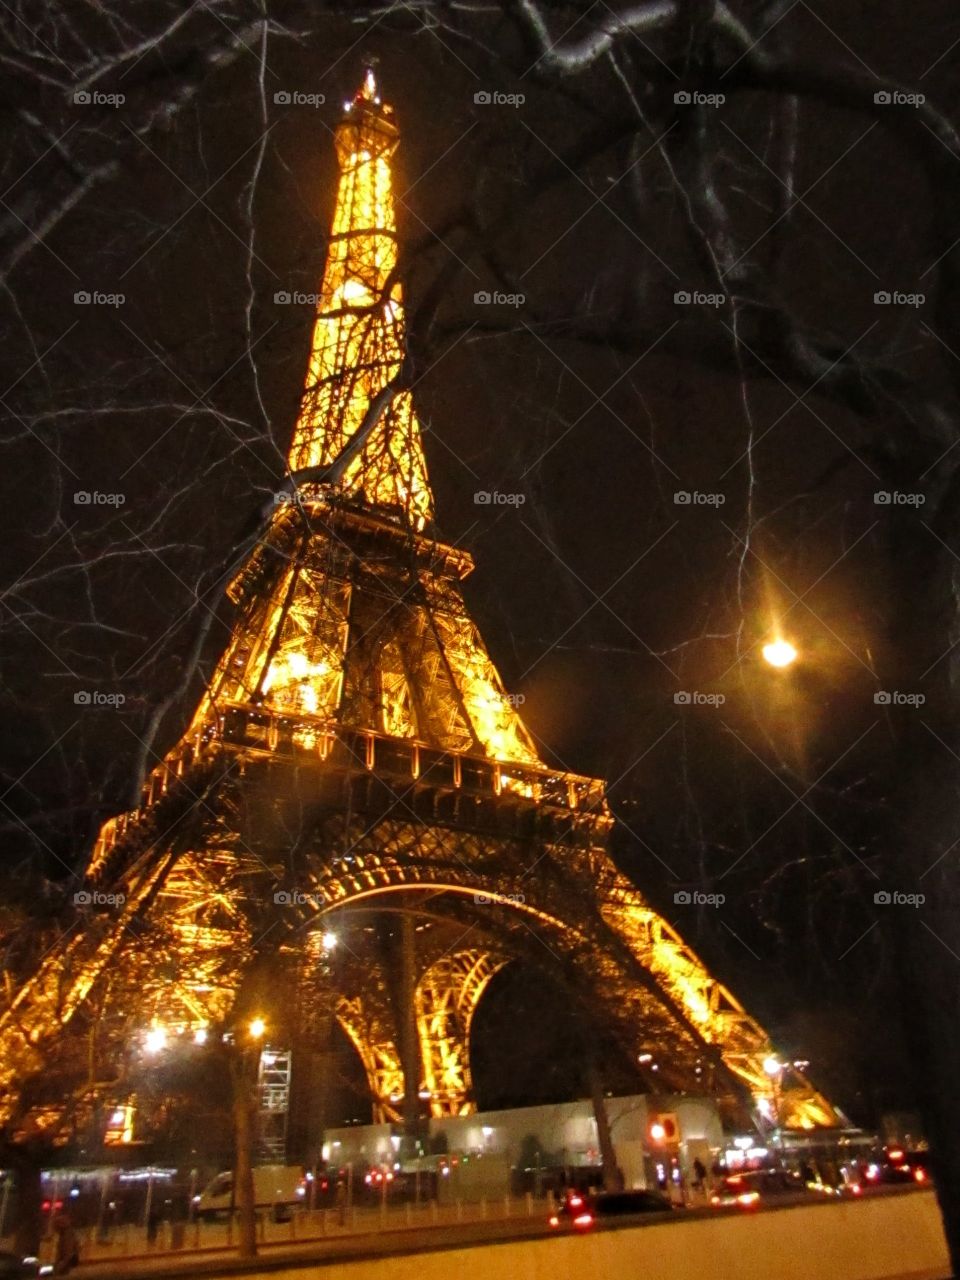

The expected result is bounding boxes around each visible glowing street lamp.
[762,638,797,669]
[249,1017,266,1040]
[763,1056,783,1076]
[144,1026,167,1055]
[322,931,338,952]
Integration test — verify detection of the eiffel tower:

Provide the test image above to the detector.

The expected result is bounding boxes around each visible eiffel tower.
[0,69,842,1148]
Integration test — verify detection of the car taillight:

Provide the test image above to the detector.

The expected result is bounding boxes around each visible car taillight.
[710,1195,720,1205]
[548,1215,559,1227]
[850,1183,862,1195]
[573,1213,593,1227]
[568,1195,583,1207]
[914,1168,927,1183]
[737,1192,760,1207]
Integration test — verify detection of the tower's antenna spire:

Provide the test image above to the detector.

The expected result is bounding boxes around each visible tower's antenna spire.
[288,55,432,531]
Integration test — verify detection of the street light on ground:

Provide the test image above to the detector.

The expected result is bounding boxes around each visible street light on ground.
[762,638,798,668]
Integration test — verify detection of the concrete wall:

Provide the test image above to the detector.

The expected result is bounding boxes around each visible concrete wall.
[259,1190,950,1280]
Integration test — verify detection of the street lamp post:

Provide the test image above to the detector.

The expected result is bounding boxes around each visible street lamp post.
[763,1057,784,1144]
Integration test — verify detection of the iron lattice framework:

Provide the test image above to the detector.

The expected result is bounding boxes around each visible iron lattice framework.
[0,70,842,1144]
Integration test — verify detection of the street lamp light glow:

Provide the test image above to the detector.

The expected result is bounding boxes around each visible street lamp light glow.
[763,1056,783,1076]
[322,931,338,951]
[144,1026,167,1054]
[762,638,797,669]
[249,1017,266,1040]
[193,1027,208,1045]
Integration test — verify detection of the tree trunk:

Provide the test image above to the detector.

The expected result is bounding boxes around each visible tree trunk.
[587,1061,623,1191]
[232,1058,258,1259]
[10,1144,43,1258]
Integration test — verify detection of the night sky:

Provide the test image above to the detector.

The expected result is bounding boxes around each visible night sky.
[3,1,959,1129]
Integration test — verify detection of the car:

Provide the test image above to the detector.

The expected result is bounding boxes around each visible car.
[548,1188,675,1229]
[862,1150,931,1187]
[0,1253,42,1278]
[710,1169,811,1209]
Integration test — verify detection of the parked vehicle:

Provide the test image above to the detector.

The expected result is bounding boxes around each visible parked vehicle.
[193,1166,306,1221]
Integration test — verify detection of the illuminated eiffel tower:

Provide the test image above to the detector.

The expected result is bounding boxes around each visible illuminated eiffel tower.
[0,70,841,1147]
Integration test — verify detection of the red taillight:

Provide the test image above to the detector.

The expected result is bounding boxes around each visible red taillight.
[851,1183,862,1195]
[573,1212,593,1228]
[568,1195,583,1208]
[914,1168,927,1183]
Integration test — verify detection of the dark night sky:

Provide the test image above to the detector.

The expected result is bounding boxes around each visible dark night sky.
[3,1,959,1127]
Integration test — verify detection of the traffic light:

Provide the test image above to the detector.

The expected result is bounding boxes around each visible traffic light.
[649,1113,679,1143]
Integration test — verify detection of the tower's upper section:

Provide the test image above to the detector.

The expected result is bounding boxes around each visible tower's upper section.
[287,68,433,532]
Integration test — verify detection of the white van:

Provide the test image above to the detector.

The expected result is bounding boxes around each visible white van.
[194,1166,306,1221]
